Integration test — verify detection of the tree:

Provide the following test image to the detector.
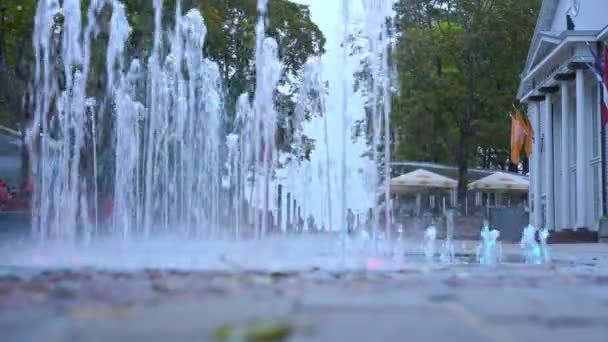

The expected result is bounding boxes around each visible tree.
[0,0,325,156]
[0,0,36,128]
[391,0,539,203]
[125,0,325,159]
[0,0,325,132]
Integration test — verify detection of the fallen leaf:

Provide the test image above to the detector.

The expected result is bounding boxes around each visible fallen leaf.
[214,321,294,342]
[213,324,235,341]
[246,322,293,342]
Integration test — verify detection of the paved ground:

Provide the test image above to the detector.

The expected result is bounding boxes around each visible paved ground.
[1,242,608,342]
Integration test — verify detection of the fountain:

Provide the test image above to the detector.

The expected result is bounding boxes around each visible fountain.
[28,0,310,242]
[361,0,395,244]
[291,58,332,234]
[423,224,437,263]
[440,209,456,263]
[16,0,556,272]
[31,0,225,240]
[539,227,551,263]
[477,220,502,265]
[1,0,397,270]
[394,224,406,259]
[520,224,542,264]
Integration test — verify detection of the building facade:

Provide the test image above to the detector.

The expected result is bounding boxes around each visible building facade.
[518,0,608,232]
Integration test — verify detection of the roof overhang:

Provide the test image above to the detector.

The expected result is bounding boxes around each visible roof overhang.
[521,0,561,74]
[518,31,599,101]
[598,24,608,41]
[526,36,560,74]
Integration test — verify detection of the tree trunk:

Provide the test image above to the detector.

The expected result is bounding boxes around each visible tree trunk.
[20,93,31,186]
[20,132,29,185]
[456,136,469,209]
[456,40,477,211]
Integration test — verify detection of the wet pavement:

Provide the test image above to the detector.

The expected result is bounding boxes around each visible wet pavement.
[1,243,608,342]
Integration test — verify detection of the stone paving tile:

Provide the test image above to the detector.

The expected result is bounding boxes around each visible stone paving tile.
[1,243,608,341]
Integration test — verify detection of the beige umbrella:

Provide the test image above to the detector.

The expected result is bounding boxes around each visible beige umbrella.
[390,169,457,194]
[468,171,528,192]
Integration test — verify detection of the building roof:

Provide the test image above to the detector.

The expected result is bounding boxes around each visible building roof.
[390,161,526,183]
[518,0,608,99]
[468,172,529,192]
[521,0,562,76]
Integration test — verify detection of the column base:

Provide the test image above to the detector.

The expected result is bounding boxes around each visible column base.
[600,220,608,243]
[547,228,598,244]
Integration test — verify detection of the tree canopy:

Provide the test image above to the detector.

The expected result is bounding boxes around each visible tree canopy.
[391,0,540,201]
[0,0,325,158]
[0,0,37,127]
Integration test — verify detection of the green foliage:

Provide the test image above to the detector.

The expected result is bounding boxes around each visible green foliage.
[0,0,325,158]
[391,0,540,199]
[1,1,35,68]
[0,0,37,127]
[193,0,325,129]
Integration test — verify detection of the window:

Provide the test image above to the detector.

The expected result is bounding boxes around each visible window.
[541,200,546,227]
[570,96,577,162]
[593,165,601,220]
[592,85,599,158]
[572,169,577,221]
[590,84,602,222]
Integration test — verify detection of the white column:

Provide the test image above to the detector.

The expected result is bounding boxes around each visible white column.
[544,93,555,231]
[560,81,571,229]
[575,69,587,229]
[532,102,543,227]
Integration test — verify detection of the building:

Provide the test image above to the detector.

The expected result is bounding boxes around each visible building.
[518,0,608,232]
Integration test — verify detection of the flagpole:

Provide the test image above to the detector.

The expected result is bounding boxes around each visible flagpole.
[602,94,607,217]
[599,42,608,217]
[602,114,607,217]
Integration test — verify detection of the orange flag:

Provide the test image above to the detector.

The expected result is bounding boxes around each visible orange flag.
[510,109,533,165]
[510,111,524,164]
[522,113,533,158]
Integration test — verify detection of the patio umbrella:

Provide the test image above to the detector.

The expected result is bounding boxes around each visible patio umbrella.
[468,171,529,192]
[390,169,457,194]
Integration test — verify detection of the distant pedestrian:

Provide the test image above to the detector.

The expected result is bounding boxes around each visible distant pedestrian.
[346,208,355,234]
[0,179,13,210]
[22,178,33,198]
[268,211,275,232]
[364,209,374,234]
[307,214,316,233]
